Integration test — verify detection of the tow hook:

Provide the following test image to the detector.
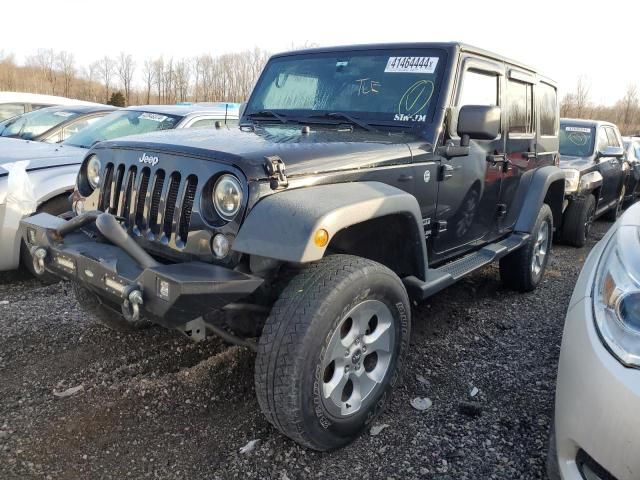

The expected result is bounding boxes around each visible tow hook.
[30,247,47,275]
[121,286,144,323]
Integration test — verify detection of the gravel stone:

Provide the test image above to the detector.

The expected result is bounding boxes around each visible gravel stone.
[0,221,610,479]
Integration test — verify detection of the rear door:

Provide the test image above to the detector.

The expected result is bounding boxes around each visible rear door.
[499,69,537,232]
[431,55,505,262]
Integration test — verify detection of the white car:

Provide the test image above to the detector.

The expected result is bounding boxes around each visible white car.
[0,92,104,122]
[548,201,640,480]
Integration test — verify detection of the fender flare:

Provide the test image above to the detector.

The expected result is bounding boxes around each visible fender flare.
[234,181,428,279]
[513,165,565,233]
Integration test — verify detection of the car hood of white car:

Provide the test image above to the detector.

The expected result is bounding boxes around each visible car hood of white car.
[0,137,86,175]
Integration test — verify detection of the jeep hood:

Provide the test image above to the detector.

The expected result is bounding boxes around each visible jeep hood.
[0,137,86,172]
[559,154,594,171]
[99,125,423,180]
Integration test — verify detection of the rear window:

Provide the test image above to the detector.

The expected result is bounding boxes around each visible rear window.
[559,124,594,157]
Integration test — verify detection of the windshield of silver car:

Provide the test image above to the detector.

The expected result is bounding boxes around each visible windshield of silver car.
[64,110,182,149]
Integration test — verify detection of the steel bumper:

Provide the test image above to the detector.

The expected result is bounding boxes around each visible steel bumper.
[20,212,264,327]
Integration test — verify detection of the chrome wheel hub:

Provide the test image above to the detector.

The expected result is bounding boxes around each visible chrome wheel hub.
[320,299,395,417]
[531,221,549,277]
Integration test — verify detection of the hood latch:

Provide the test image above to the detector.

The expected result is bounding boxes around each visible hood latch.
[264,155,288,190]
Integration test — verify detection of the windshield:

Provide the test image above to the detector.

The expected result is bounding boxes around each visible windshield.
[245,49,446,127]
[559,124,595,157]
[0,108,81,140]
[64,110,182,148]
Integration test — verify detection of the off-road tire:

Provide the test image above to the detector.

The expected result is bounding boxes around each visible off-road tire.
[72,282,149,332]
[603,185,625,222]
[561,194,596,248]
[254,255,411,451]
[499,203,553,292]
[20,195,71,283]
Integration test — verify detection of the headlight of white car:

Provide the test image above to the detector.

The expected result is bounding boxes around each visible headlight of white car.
[564,169,580,193]
[593,225,640,366]
[213,174,242,221]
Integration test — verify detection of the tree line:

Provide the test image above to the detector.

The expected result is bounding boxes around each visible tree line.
[0,48,271,106]
[561,77,640,135]
[2,48,638,134]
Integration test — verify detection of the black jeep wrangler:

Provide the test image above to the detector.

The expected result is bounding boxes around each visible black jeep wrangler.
[21,43,564,451]
[558,119,629,247]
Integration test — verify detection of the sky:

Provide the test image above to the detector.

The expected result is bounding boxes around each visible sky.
[2,0,639,105]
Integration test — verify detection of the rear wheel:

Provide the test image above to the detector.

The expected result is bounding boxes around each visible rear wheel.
[561,194,596,248]
[72,282,149,332]
[499,203,553,292]
[254,255,410,450]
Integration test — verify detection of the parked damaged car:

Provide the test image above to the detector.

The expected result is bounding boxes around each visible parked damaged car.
[558,119,628,247]
[20,42,565,450]
[0,103,240,278]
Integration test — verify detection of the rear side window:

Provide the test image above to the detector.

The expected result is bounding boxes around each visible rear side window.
[0,103,25,122]
[538,83,558,136]
[457,70,498,107]
[506,79,534,134]
[605,127,621,147]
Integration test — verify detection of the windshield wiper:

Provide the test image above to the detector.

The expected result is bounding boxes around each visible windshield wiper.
[308,112,377,132]
[246,110,290,124]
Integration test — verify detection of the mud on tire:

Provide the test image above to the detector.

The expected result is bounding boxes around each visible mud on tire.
[254,255,411,451]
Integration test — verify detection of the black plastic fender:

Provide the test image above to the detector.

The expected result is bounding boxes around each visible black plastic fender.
[513,166,565,233]
[233,181,428,279]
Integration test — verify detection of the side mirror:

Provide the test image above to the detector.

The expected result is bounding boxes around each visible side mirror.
[598,146,624,159]
[457,105,501,146]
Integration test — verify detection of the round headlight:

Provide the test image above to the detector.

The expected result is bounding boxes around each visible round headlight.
[86,155,101,189]
[213,174,242,220]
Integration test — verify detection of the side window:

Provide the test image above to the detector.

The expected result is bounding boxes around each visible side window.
[506,79,534,135]
[0,103,25,122]
[596,128,609,152]
[538,83,558,136]
[605,127,621,147]
[57,116,102,143]
[457,70,498,107]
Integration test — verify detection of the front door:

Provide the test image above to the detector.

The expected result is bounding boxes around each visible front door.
[431,56,505,263]
[597,126,623,208]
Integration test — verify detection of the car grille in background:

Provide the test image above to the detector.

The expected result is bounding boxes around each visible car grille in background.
[99,163,198,246]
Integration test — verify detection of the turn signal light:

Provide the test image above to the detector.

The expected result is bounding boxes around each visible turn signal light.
[314,229,329,247]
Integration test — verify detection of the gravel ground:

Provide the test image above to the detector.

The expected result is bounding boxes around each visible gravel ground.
[0,221,610,480]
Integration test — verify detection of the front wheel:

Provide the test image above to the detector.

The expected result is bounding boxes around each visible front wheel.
[499,203,553,292]
[254,255,411,451]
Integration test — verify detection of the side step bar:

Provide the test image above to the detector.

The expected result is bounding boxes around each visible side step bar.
[403,233,530,301]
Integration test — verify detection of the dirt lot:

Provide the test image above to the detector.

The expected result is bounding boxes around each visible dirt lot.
[0,221,609,480]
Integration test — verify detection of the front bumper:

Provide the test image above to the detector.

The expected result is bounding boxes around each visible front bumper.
[553,236,640,480]
[20,212,264,327]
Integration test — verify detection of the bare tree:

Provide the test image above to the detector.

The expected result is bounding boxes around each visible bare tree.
[621,84,638,128]
[57,51,75,97]
[97,56,114,104]
[117,52,135,106]
[574,77,591,118]
[142,59,155,104]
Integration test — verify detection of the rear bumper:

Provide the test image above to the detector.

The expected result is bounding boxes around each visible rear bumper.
[20,212,264,327]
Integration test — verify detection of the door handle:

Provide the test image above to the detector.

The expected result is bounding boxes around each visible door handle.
[486,153,506,164]
[398,174,413,182]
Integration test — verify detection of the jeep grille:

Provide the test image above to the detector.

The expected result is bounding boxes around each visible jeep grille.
[98,163,198,246]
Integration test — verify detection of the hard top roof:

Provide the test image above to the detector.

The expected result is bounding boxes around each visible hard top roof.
[270,42,555,84]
